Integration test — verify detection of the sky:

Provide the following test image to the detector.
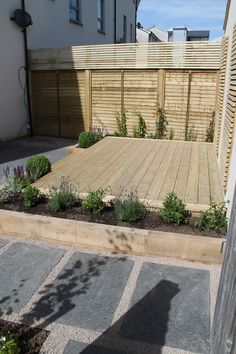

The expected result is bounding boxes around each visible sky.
[137,0,227,40]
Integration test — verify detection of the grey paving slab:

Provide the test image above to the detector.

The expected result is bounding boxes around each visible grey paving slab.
[0,242,64,313]
[63,340,127,354]
[120,262,210,354]
[0,136,75,185]
[29,252,133,331]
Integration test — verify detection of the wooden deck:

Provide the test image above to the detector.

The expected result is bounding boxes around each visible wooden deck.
[34,137,224,212]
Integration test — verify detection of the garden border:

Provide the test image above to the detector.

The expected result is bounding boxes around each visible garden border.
[0,209,223,264]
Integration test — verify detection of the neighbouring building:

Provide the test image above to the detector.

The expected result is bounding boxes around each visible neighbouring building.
[136,25,210,43]
[217,0,236,217]
[136,23,160,42]
[0,0,141,142]
[147,25,169,42]
[168,27,210,42]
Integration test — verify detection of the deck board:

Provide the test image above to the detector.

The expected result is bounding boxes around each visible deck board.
[34,137,224,212]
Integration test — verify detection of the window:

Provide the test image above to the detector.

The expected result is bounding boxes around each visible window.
[69,0,81,24]
[123,15,127,42]
[97,0,105,33]
[130,23,133,42]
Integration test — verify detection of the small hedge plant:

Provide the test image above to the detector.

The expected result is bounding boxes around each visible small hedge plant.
[48,177,78,212]
[133,112,147,138]
[195,202,228,231]
[0,331,20,354]
[159,192,191,225]
[114,110,127,137]
[23,186,41,208]
[78,132,103,148]
[82,188,106,214]
[114,189,146,223]
[26,155,51,181]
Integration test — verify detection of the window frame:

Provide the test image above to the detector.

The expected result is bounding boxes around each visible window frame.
[130,23,133,42]
[123,15,127,42]
[69,0,82,25]
[97,0,105,34]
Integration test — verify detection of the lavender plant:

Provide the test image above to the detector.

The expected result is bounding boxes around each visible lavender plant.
[48,177,78,212]
[114,187,146,223]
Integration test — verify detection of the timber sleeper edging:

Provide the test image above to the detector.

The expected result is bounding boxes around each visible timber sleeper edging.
[0,209,223,264]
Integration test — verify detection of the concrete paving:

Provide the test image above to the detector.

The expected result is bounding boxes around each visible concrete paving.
[0,136,76,185]
[0,236,221,354]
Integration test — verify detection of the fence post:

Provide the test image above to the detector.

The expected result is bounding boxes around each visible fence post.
[158,69,165,108]
[185,71,192,140]
[121,70,124,113]
[85,69,92,131]
[56,71,61,137]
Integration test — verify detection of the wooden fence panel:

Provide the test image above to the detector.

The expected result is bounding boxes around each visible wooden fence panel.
[218,26,236,189]
[92,71,122,135]
[215,37,229,153]
[31,71,59,136]
[123,70,159,136]
[188,72,218,142]
[164,71,189,140]
[58,71,86,138]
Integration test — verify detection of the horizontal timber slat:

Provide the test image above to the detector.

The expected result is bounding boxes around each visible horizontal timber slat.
[29,41,221,71]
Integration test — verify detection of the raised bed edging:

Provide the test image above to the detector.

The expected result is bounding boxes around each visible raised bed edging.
[0,209,223,264]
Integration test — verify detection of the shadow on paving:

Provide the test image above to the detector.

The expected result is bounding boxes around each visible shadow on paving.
[64,280,180,354]
[20,255,128,329]
[0,136,75,164]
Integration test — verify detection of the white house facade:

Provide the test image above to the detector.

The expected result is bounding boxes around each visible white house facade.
[0,0,140,142]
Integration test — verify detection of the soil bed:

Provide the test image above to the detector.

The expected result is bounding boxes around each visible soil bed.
[0,197,224,238]
[0,319,49,354]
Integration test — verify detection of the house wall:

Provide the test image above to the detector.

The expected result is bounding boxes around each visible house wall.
[137,28,150,42]
[0,0,137,142]
[0,1,28,142]
[218,0,236,217]
[115,0,136,43]
[26,0,137,49]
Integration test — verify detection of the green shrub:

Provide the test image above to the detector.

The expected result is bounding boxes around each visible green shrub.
[205,113,215,143]
[133,112,147,138]
[195,202,228,231]
[48,177,77,212]
[159,192,191,225]
[13,176,31,191]
[114,110,127,137]
[26,155,51,181]
[155,105,168,139]
[114,189,146,223]
[0,331,20,354]
[186,127,198,142]
[169,128,174,140]
[82,188,106,214]
[23,185,41,208]
[78,131,103,148]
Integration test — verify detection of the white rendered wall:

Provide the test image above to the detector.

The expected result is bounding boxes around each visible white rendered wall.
[0,1,28,142]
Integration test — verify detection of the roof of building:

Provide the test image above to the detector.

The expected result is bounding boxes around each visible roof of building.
[147,25,168,34]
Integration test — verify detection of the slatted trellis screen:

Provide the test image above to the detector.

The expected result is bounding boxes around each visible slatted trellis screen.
[218,26,236,189]
[215,37,229,153]
[29,41,221,71]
